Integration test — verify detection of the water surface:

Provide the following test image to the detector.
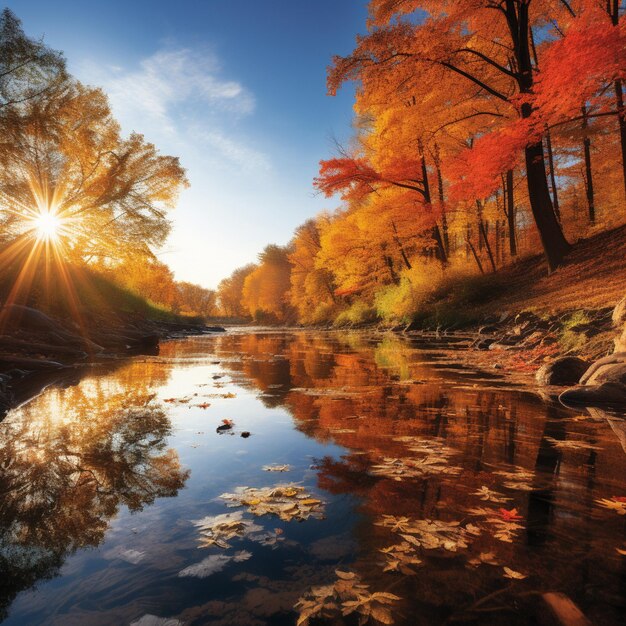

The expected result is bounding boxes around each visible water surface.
[1,330,625,625]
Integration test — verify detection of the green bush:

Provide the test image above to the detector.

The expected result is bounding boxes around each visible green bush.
[333,301,379,327]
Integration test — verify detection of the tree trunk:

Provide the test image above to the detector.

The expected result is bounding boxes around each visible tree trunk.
[495,220,501,265]
[524,138,571,270]
[466,235,484,275]
[581,106,595,225]
[505,169,517,256]
[607,1,626,198]
[545,128,560,222]
[614,80,626,199]
[477,201,496,273]
[392,221,412,270]
[510,0,570,270]
[434,144,450,255]
[420,142,448,265]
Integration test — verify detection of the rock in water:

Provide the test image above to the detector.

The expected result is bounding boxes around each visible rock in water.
[559,296,626,409]
[535,357,590,386]
[559,382,626,409]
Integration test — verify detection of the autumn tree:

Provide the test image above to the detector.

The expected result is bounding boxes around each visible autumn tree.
[288,217,338,323]
[176,281,217,318]
[217,264,256,317]
[0,8,66,110]
[328,0,581,269]
[242,245,294,323]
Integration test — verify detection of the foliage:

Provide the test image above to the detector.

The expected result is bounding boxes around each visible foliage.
[333,302,379,327]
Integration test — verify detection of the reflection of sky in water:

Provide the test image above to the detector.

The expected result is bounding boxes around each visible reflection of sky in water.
[1,331,625,625]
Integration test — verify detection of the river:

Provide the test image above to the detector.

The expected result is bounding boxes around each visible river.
[0,329,625,625]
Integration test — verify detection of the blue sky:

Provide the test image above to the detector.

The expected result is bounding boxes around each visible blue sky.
[8,0,367,288]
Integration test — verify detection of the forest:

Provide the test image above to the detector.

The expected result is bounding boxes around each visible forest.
[0,9,218,320]
[217,0,626,327]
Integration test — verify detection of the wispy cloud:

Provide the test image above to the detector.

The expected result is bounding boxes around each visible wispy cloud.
[77,46,269,172]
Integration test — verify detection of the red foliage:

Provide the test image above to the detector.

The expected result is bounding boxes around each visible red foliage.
[533,6,626,126]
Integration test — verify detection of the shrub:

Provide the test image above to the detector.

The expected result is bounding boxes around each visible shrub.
[333,301,378,327]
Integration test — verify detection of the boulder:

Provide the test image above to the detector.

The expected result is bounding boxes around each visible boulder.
[615,327,626,353]
[612,296,626,327]
[559,382,626,409]
[580,352,626,385]
[536,357,590,386]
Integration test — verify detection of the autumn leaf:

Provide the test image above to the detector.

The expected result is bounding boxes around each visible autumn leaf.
[503,567,527,580]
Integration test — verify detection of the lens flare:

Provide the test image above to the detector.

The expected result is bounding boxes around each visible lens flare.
[34,211,61,241]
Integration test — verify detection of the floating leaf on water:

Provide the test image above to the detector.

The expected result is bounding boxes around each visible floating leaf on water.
[376,516,472,552]
[466,507,523,543]
[503,566,527,580]
[192,511,262,549]
[370,453,461,482]
[263,464,291,472]
[295,570,400,626]
[596,497,626,515]
[379,542,422,575]
[467,551,499,568]
[498,508,523,522]
[473,486,512,503]
[220,484,325,522]
[249,528,286,549]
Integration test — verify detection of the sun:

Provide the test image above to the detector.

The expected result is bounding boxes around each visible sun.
[33,211,61,242]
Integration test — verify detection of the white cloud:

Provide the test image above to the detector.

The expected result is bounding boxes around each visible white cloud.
[82,48,255,132]
[76,46,268,173]
[200,129,271,172]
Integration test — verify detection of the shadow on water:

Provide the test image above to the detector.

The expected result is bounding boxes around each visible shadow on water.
[0,330,625,625]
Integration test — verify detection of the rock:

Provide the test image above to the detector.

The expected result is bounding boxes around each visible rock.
[559,382,626,409]
[580,352,626,385]
[586,362,626,386]
[0,304,63,333]
[536,357,590,386]
[612,296,626,327]
[240,431,251,438]
[475,338,496,350]
[615,327,626,353]
[478,324,499,335]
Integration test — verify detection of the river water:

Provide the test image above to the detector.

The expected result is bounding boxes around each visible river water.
[0,330,625,625]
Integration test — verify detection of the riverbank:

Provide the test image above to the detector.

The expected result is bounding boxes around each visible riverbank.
[0,303,223,417]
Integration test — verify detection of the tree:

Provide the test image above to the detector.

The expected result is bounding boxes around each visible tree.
[329,0,575,269]
[0,81,187,263]
[0,8,66,110]
[242,245,293,322]
[217,264,256,317]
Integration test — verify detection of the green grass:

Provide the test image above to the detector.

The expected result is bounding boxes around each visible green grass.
[0,251,201,327]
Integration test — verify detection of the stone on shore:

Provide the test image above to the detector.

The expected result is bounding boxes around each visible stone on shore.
[536,357,590,386]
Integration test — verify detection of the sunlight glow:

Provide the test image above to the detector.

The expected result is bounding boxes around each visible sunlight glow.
[34,211,61,242]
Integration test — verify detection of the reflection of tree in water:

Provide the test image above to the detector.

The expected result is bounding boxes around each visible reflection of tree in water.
[0,384,189,619]
[215,331,626,624]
